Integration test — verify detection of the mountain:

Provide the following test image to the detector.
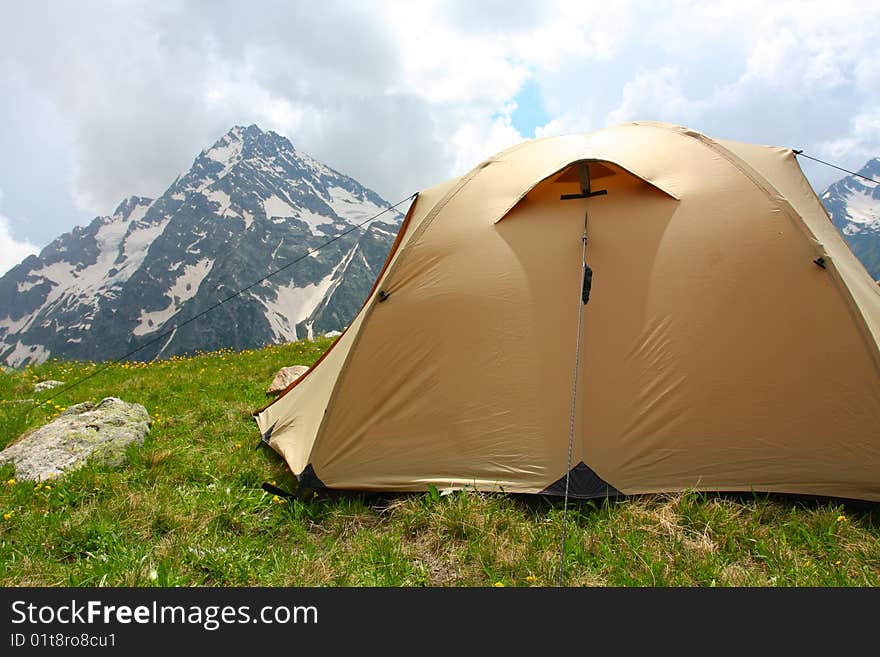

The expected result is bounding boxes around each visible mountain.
[819,157,880,281]
[0,125,404,367]
[5,132,876,369]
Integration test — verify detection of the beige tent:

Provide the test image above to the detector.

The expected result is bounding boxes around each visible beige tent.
[255,121,880,502]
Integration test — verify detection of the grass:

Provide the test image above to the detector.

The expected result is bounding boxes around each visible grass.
[1,338,878,587]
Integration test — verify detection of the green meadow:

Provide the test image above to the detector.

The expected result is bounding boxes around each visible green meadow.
[1,338,878,586]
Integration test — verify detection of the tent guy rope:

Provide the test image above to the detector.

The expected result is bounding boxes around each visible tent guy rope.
[558,215,590,587]
[557,161,604,586]
[794,151,880,185]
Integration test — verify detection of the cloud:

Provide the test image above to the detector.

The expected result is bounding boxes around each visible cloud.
[606,67,696,126]
[536,1,880,190]
[0,212,38,276]
[0,0,642,224]
[449,107,523,174]
[2,1,407,212]
[820,109,880,162]
[1,0,879,247]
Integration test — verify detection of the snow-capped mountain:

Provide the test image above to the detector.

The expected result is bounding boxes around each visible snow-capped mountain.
[820,157,880,281]
[0,125,404,367]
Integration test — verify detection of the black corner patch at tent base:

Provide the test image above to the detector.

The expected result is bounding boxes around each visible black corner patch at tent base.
[298,463,326,490]
[541,461,622,499]
[259,421,277,444]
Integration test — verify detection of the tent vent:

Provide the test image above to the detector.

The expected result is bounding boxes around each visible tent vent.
[541,462,621,499]
[377,289,390,302]
[813,257,827,269]
[560,162,608,201]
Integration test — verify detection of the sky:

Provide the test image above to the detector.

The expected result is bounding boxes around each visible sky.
[1,0,879,276]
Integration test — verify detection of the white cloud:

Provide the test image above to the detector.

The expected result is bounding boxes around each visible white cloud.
[449,108,523,174]
[606,67,696,126]
[0,0,879,246]
[0,212,39,276]
[820,109,880,162]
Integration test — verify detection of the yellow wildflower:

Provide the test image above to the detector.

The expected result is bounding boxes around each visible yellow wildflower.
[525,575,537,583]
[835,560,842,566]
[6,479,14,486]
[493,582,505,587]
[836,515,846,522]
[2,512,11,520]
[272,495,281,503]
[234,443,242,449]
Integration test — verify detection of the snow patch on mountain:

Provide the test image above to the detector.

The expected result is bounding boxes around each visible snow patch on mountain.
[263,194,296,219]
[256,242,360,341]
[0,314,30,335]
[169,258,214,304]
[326,186,386,225]
[126,202,151,225]
[17,278,40,293]
[5,341,49,368]
[841,187,880,235]
[257,277,333,341]
[120,218,169,269]
[206,189,233,216]
[206,137,243,164]
[14,199,164,329]
[296,209,334,235]
[133,258,214,336]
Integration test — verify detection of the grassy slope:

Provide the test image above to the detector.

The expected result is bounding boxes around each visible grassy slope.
[1,339,878,587]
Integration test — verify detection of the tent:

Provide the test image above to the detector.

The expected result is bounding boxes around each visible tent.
[254,121,880,502]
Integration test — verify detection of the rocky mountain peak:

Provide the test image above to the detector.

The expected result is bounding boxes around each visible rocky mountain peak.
[820,157,880,280]
[0,125,404,367]
[112,195,154,220]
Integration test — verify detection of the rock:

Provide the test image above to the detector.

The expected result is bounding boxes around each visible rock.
[0,397,150,481]
[34,380,64,392]
[267,365,309,395]
[323,330,342,338]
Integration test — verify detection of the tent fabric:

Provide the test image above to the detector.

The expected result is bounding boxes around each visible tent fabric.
[255,121,880,502]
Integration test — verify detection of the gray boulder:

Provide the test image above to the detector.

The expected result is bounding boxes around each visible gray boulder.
[266,365,309,395]
[0,397,151,481]
[34,380,64,392]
